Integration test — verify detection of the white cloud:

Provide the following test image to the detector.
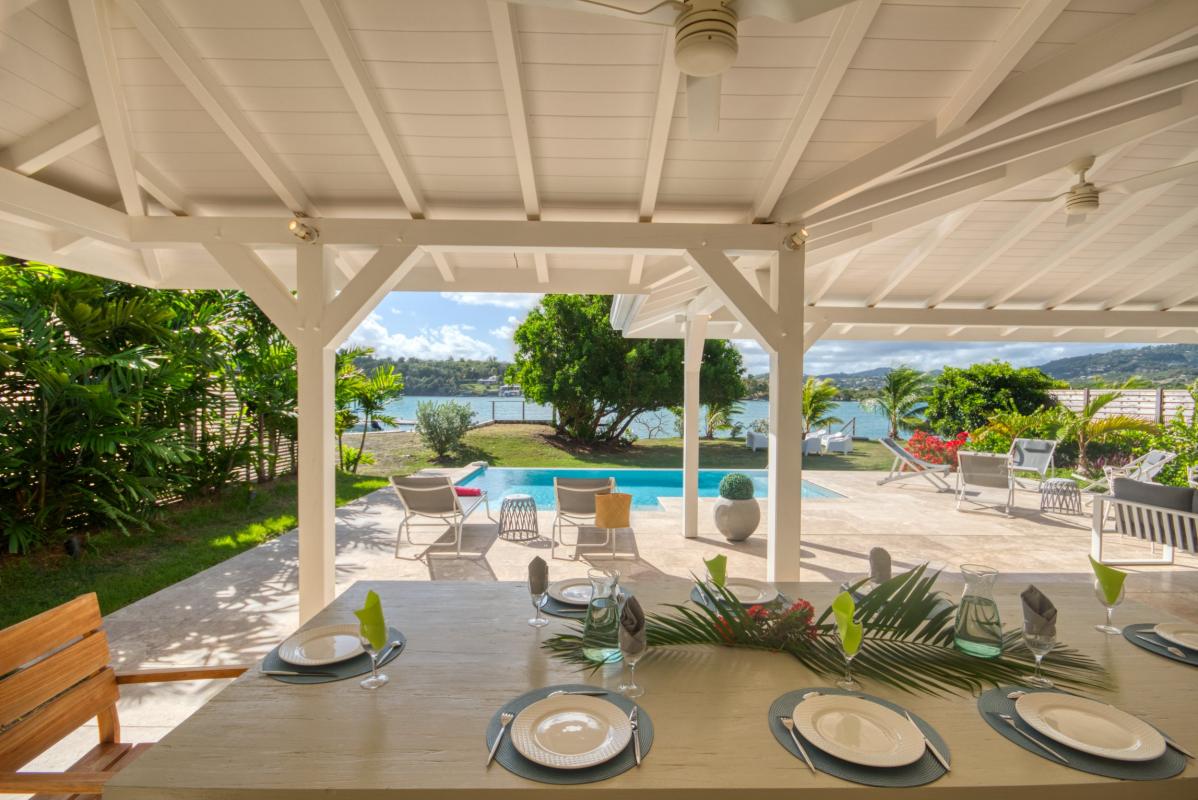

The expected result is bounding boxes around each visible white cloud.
[347,313,497,360]
[490,315,522,340]
[441,292,543,310]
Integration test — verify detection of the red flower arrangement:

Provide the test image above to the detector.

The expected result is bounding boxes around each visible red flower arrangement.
[714,598,818,647]
[905,430,969,466]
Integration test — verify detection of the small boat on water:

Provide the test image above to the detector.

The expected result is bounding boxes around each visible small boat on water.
[498,384,523,397]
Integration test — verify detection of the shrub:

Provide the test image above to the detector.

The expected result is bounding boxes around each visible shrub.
[1140,383,1198,486]
[719,472,755,500]
[905,430,969,466]
[925,362,1062,437]
[415,400,474,457]
[748,418,769,434]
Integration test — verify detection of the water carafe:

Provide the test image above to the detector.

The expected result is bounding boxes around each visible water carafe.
[582,568,623,664]
[954,564,1003,658]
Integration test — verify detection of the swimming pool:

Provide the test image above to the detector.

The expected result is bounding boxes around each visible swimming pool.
[458,467,842,509]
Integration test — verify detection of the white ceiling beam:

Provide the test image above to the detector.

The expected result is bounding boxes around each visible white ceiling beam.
[774,0,1198,222]
[487,1,539,220]
[0,215,144,284]
[937,0,1069,135]
[629,253,645,285]
[640,31,681,221]
[203,243,299,339]
[0,103,101,174]
[750,0,879,221]
[813,305,1198,330]
[807,252,857,304]
[387,264,693,295]
[1102,250,1198,309]
[533,252,549,284]
[429,251,455,283]
[135,156,193,215]
[0,166,129,245]
[300,0,423,219]
[1158,279,1198,311]
[864,205,976,306]
[804,318,831,351]
[117,0,314,215]
[323,245,422,346]
[685,248,784,352]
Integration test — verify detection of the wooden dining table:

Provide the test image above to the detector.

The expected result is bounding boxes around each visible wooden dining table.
[106,577,1197,799]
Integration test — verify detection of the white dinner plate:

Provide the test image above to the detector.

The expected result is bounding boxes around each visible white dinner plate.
[278,624,363,666]
[1015,692,1166,762]
[716,578,779,605]
[1154,622,1198,651]
[547,578,593,606]
[792,694,926,768]
[510,695,632,769]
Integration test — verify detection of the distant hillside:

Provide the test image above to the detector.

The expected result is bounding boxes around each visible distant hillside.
[1036,344,1198,386]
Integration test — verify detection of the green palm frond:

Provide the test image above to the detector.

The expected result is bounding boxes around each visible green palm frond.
[543,566,1109,696]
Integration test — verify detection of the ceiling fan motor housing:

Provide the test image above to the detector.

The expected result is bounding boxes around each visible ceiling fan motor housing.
[674,0,738,77]
[1064,182,1100,215]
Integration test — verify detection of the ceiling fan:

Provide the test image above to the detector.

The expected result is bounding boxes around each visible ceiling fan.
[510,0,856,137]
[998,155,1198,226]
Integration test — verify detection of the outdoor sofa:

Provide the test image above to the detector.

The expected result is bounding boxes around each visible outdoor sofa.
[1091,477,1198,566]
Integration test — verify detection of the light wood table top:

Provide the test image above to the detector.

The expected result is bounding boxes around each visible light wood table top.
[107,577,1197,799]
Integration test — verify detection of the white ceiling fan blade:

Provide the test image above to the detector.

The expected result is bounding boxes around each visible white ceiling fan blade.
[733,0,856,23]
[686,74,721,138]
[1065,212,1088,227]
[504,0,677,25]
[1101,160,1198,195]
[992,194,1066,204]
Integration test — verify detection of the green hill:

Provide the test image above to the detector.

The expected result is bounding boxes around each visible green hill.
[1035,343,1198,386]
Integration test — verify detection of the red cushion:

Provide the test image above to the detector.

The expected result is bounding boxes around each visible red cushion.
[454,486,483,497]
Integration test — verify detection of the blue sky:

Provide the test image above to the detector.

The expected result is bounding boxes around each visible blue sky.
[345,292,1143,375]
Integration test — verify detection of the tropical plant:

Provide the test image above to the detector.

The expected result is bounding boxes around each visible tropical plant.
[802,377,842,435]
[718,473,754,500]
[862,366,928,438]
[704,400,743,439]
[346,364,403,473]
[1056,392,1158,470]
[543,565,1107,696]
[904,430,969,466]
[415,400,475,458]
[1140,381,1198,487]
[926,362,1063,437]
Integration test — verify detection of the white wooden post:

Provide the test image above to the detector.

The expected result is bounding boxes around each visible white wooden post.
[682,314,709,538]
[767,246,805,583]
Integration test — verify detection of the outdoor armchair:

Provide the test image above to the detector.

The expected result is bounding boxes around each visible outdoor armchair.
[955,451,1015,516]
[0,593,248,798]
[552,476,619,558]
[822,431,854,454]
[1008,438,1057,490]
[802,429,826,456]
[877,437,952,491]
[392,475,493,557]
[1091,478,1198,566]
[745,430,768,451]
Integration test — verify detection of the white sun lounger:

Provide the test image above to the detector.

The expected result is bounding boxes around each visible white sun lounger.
[392,475,492,557]
[877,437,952,491]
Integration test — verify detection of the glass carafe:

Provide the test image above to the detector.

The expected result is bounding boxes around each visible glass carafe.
[953,564,1003,658]
[581,568,623,664]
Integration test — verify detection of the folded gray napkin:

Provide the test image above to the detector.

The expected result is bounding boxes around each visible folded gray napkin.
[529,556,548,596]
[619,596,646,655]
[869,547,892,584]
[1021,584,1056,638]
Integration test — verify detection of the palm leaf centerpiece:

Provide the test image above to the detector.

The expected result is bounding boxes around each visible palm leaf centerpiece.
[542,565,1109,696]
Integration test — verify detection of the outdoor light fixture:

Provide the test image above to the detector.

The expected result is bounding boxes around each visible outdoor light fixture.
[784,228,809,250]
[674,0,738,77]
[288,217,319,242]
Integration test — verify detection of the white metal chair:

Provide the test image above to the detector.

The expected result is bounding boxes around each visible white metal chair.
[877,437,952,490]
[822,431,853,454]
[552,477,617,558]
[391,475,492,557]
[1074,449,1176,492]
[1009,438,1056,490]
[955,451,1015,515]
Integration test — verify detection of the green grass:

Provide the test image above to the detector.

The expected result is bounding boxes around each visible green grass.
[0,471,387,629]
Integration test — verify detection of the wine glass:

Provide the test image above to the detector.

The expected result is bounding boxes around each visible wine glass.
[1022,622,1055,688]
[836,632,861,691]
[358,636,389,690]
[618,627,646,698]
[1094,578,1124,635]
[528,589,549,628]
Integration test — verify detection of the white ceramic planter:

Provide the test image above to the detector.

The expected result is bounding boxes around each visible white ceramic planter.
[713,497,760,542]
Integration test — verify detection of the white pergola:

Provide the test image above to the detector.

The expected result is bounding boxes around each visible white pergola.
[1,0,1197,621]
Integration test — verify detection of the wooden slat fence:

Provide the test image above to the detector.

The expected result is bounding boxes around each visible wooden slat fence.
[1048,388,1194,424]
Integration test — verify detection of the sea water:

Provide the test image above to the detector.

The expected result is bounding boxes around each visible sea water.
[581,597,623,664]
[954,595,1004,658]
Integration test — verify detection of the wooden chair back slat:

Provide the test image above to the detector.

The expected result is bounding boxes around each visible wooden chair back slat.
[0,630,110,730]
[0,593,102,676]
[0,667,119,771]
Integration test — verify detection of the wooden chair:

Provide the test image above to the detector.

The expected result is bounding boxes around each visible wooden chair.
[0,593,247,799]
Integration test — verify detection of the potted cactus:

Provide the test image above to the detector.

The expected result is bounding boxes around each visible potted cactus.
[713,472,760,542]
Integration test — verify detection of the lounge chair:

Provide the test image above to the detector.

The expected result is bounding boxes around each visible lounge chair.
[955,451,1014,516]
[746,430,768,451]
[392,475,492,557]
[877,437,952,491]
[1074,449,1177,492]
[803,428,827,456]
[552,476,617,558]
[1009,438,1056,490]
[822,431,853,454]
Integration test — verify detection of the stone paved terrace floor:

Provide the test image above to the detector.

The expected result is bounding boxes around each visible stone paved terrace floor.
[22,469,1198,783]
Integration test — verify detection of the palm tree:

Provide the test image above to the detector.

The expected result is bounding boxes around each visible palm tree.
[863,366,929,439]
[1058,392,1158,470]
[350,365,404,472]
[802,377,842,436]
[704,400,744,439]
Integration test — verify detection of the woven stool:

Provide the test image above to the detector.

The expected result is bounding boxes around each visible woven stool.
[498,493,539,540]
[1040,477,1082,515]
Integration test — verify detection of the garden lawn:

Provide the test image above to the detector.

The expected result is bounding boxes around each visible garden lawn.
[361,423,892,476]
[0,472,387,629]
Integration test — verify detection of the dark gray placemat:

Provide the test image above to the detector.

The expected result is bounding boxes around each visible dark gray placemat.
[261,627,405,685]
[768,687,950,787]
[540,596,586,620]
[485,683,654,784]
[977,686,1186,780]
[1123,622,1198,667]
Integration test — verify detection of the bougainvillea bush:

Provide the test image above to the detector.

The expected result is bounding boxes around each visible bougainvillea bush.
[905,430,969,466]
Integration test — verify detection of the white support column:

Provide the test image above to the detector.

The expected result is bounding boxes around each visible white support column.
[682,314,708,539]
[767,246,805,583]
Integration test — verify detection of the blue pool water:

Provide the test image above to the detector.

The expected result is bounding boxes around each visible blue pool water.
[459,467,843,509]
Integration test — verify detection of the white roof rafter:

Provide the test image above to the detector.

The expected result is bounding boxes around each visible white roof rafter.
[488,0,540,220]
[639,31,680,222]
[0,103,101,175]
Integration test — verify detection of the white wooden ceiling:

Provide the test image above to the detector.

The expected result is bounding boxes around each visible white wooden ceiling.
[0,0,1196,343]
